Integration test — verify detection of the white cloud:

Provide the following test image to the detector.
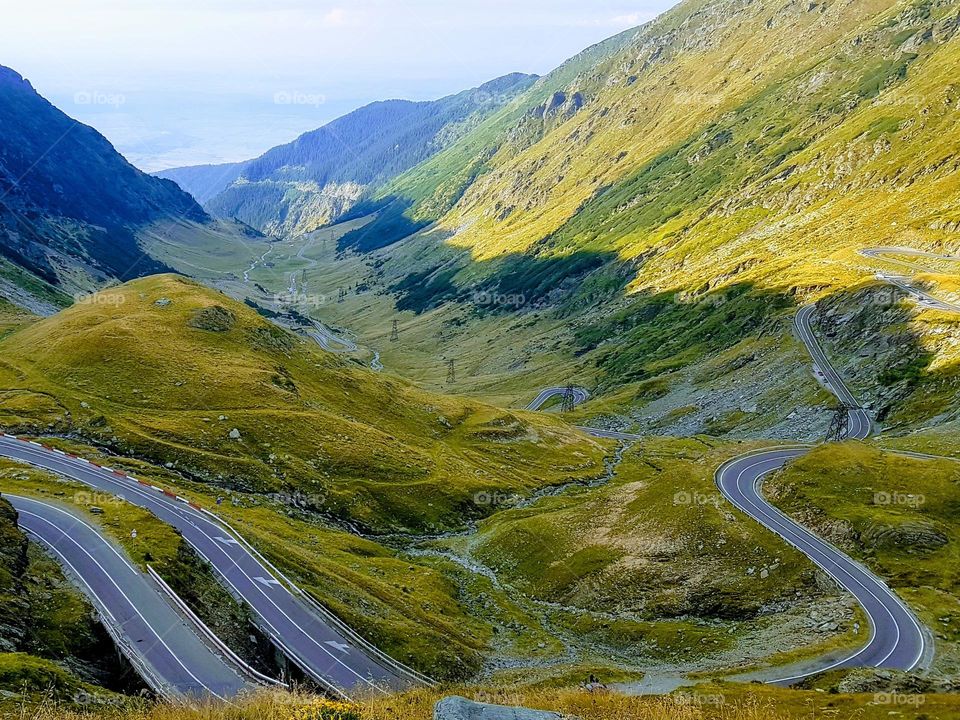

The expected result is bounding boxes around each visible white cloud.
[321,7,347,26]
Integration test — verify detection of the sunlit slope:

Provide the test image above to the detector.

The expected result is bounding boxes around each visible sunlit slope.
[366,0,958,294]
[0,275,606,532]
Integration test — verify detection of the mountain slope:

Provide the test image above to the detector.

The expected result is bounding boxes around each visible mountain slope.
[0,273,605,532]
[353,0,924,257]
[161,73,538,236]
[0,65,208,309]
[309,0,960,431]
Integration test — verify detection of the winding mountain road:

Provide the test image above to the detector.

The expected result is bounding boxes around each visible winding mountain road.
[525,386,590,411]
[716,446,926,683]
[794,305,871,441]
[528,249,950,681]
[6,494,252,700]
[3,246,951,697]
[717,294,935,682]
[307,320,359,353]
[0,435,426,700]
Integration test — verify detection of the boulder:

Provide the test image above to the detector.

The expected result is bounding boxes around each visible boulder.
[434,696,561,720]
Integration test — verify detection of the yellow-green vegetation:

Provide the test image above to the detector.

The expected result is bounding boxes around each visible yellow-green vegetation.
[0,274,608,534]
[0,653,125,710]
[174,226,598,407]
[0,433,858,683]
[0,299,39,340]
[145,0,960,445]
[15,683,960,720]
[189,0,960,434]
[378,0,959,303]
[0,434,598,680]
[767,442,960,675]
[422,437,861,677]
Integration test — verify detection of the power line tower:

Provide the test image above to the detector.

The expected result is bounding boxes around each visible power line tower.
[446,359,456,384]
[827,403,852,442]
[561,384,577,413]
[390,319,399,342]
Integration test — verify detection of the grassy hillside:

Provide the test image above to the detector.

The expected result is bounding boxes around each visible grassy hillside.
[0,276,872,683]
[767,442,960,676]
[246,0,960,435]
[153,0,960,445]
[419,436,863,680]
[0,274,606,534]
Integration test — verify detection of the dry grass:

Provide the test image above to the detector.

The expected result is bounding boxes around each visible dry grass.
[13,684,959,720]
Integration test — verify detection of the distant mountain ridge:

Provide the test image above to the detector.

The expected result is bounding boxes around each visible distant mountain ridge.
[158,73,538,236]
[153,161,246,205]
[0,64,208,309]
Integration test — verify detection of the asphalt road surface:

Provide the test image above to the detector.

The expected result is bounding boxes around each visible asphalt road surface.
[716,301,929,682]
[860,247,960,312]
[5,494,251,700]
[794,304,872,440]
[716,448,926,683]
[532,299,927,681]
[0,435,421,699]
[525,386,589,411]
[308,320,358,353]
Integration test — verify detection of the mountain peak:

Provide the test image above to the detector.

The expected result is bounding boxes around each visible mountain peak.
[0,64,33,92]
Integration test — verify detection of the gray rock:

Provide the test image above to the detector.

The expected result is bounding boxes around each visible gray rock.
[228,428,241,440]
[434,696,561,720]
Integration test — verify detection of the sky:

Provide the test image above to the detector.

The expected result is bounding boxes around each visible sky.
[3,1,679,171]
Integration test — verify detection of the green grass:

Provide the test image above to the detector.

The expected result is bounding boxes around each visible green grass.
[459,437,820,615]
[768,442,960,675]
[421,437,862,677]
[0,298,40,340]
[0,274,608,535]
[0,653,123,708]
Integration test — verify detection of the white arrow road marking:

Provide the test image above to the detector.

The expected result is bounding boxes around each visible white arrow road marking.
[214,536,240,545]
[253,576,281,587]
[324,641,351,653]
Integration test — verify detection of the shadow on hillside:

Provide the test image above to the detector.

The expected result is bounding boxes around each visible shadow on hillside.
[389,247,633,314]
[338,196,429,253]
[810,280,959,429]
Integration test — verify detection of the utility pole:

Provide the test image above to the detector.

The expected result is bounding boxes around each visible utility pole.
[827,403,851,442]
[446,359,456,384]
[390,319,399,342]
[561,384,577,413]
